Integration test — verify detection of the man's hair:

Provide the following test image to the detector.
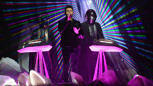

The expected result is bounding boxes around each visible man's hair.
[65,5,73,14]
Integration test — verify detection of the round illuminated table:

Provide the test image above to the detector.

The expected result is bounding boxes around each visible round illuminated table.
[89,45,123,81]
[17,45,52,78]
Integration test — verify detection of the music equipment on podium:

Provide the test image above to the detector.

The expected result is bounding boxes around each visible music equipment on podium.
[89,39,123,81]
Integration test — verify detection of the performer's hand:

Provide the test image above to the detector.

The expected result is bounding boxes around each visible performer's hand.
[73,27,80,34]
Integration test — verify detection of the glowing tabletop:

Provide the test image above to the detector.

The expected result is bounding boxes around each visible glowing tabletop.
[89,45,123,81]
[18,45,52,78]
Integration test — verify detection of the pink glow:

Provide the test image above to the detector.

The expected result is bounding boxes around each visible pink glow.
[17,45,52,53]
[90,19,93,24]
[93,50,108,81]
[100,70,119,85]
[42,54,50,79]
[78,35,84,39]
[128,74,153,86]
[39,51,44,76]
[70,72,84,85]
[99,51,103,77]
[89,45,123,52]
[103,51,107,72]
[67,16,71,21]
[67,14,72,21]
[93,52,99,81]
[90,45,122,81]
[18,45,52,79]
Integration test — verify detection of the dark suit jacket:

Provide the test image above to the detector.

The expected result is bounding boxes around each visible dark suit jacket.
[81,22,104,44]
[79,22,104,82]
[58,18,81,48]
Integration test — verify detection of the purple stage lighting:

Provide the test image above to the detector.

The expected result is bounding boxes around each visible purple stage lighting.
[89,45,122,81]
[18,45,52,78]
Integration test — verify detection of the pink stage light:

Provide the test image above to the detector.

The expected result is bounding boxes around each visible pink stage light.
[89,45,123,81]
[128,74,153,86]
[89,45,123,52]
[70,72,84,85]
[17,45,52,79]
[100,70,119,85]
[17,45,52,53]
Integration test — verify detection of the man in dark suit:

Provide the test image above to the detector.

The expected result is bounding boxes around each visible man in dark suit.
[80,9,115,82]
[79,9,105,82]
[81,9,104,44]
[58,5,81,82]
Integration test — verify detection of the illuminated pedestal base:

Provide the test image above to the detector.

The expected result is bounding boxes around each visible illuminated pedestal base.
[17,45,52,78]
[89,45,122,81]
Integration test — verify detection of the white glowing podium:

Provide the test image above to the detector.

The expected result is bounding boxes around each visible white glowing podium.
[89,45,123,81]
[17,45,52,78]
